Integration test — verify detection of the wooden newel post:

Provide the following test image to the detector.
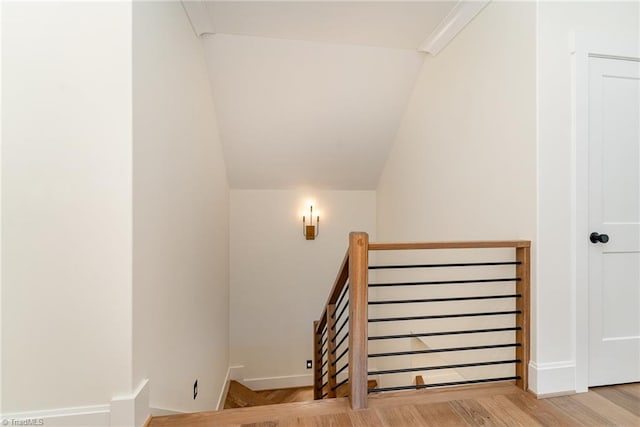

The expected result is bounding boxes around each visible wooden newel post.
[515,245,530,391]
[313,320,322,400]
[348,232,368,409]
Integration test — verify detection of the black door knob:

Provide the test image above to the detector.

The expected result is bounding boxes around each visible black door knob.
[590,232,609,244]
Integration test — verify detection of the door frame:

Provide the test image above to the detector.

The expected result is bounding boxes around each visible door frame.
[572,33,639,393]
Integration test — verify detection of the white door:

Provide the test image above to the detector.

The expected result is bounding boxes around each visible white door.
[588,55,640,387]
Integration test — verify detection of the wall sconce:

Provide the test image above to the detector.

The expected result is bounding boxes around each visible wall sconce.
[302,205,320,240]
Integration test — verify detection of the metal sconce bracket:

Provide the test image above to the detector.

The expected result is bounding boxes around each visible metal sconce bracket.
[303,205,320,240]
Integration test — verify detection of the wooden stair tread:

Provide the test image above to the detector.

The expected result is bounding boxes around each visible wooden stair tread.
[335,379,378,397]
[224,381,276,409]
[256,386,314,404]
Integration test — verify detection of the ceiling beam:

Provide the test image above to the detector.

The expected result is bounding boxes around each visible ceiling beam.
[418,0,490,56]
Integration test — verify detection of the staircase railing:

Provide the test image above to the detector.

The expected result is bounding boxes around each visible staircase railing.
[313,232,530,409]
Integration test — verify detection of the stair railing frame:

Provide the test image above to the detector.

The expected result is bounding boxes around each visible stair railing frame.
[314,232,531,409]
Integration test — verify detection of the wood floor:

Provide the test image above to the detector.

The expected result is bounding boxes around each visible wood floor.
[150,382,639,427]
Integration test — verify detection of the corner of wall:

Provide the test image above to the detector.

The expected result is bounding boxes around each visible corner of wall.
[110,379,149,427]
[0,0,4,416]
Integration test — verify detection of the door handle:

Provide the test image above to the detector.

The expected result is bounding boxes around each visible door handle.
[590,232,609,244]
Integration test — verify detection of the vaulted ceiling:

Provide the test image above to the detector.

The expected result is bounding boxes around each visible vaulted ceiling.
[183,1,487,189]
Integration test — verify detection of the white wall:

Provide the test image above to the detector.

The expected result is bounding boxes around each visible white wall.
[536,1,639,394]
[375,0,536,387]
[377,1,536,243]
[1,0,133,413]
[229,190,375,388]
[132,1,229,414]
[0,0,4,416]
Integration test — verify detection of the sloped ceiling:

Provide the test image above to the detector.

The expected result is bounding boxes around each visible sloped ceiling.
[204,34,425,189]
[185,1,475,189]
[204,1,457,50]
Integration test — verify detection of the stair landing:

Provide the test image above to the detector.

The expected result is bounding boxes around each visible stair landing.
[150,382,536,426]
[148,382,640,426]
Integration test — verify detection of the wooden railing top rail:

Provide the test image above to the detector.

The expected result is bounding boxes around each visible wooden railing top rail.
[316,240,531,333]
[369,240,531,251]
[316,250,349,334]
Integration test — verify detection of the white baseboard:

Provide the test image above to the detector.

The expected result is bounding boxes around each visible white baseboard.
[134,379,150,427]
[229,365,244,381]
[216,367,232,410]
[110,378,149,427]
[0,381,150,427]
[1,404,111,427]
[149,407,184,417]
[529,361,576,396]
[242,374,313,391]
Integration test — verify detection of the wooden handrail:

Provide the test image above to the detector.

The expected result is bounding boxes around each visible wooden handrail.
[370,240,531,250]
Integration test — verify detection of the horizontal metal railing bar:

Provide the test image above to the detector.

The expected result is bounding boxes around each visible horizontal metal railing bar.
[332,284,349,319]
[368,376,521,393]
[368,294,521,305]
[320,359,328,370]
[331,327,349,344]
[369,277,520,288]
[369,261,521,270]
[333,347,349,366]
[332,363,349,379]
[320,392,328,399]
[320,369,328,379]
[332,313,347,331]
[369,310,521,323]
[333,316,349,337]
[369,343,520,358]
[319,336,328,349]
[334,299,349,323]
[316,313,327,336]
[319,347,328,358]
[331,332,349,354]
[317,327,327,342]
[332,378,348,392]
[317,381,328,392]
[368,359,520,376]
[368,327,521,341]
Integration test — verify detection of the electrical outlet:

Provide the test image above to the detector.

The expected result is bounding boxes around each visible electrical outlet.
[193,379,198,400]
[306,360,312,369]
